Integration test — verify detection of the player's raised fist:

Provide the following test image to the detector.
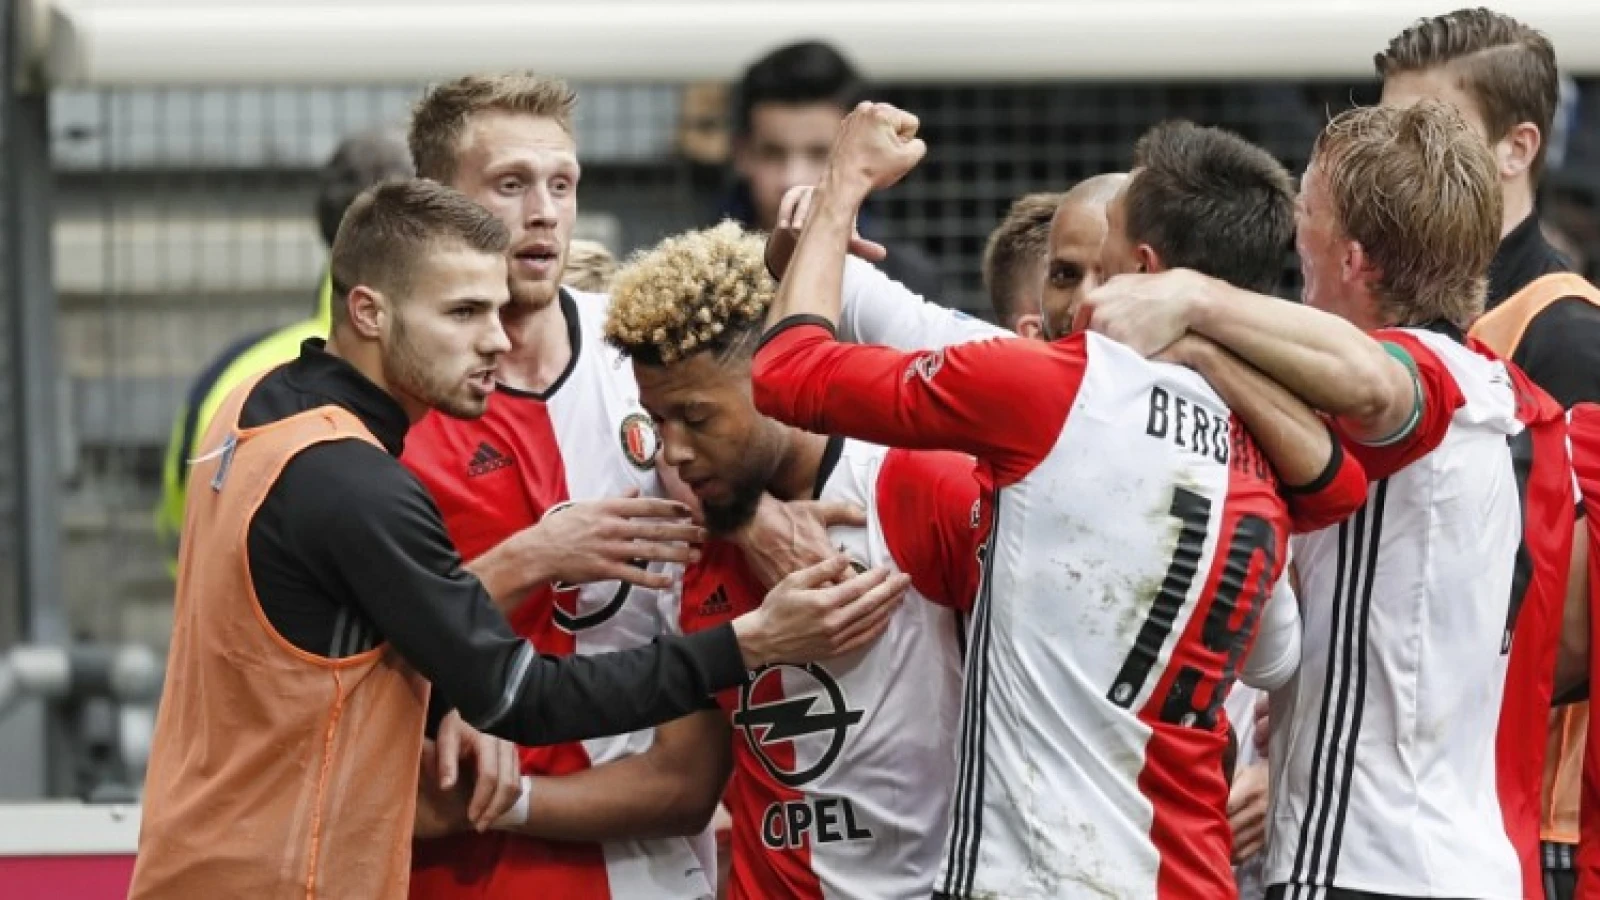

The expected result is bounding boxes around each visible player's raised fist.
[825,101,927,199]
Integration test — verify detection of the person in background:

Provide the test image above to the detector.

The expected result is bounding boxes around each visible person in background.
[716,40,943,299]
[562,238,618,293]
[154,127,414,566]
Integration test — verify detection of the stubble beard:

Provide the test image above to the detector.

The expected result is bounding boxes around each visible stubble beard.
[386,313,486,420]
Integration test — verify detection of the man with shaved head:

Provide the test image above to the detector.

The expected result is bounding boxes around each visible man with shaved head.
[1039,173,1127,339]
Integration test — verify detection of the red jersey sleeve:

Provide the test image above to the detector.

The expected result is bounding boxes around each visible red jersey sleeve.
[1337,328,1466,481]
[875,448,987,612]
[1280,429,1369,533]
[752,317,1083,487]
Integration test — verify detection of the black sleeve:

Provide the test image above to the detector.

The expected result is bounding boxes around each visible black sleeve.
[266,440,751,747]
[1511,298,1600,408]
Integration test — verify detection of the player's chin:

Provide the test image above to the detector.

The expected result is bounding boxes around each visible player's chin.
[509,272,561,309]
[700,488,764,536]
[436,389,491,421]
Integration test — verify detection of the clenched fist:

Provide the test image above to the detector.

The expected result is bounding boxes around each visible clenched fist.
[823,102,928,202]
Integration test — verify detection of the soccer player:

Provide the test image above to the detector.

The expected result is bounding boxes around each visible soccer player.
[128,179,903,900]
[1377,13,1600,896]
[751,102,1370,900]
[400,73,715,900]
[607,220,975,898]
[982,192,1059,336]
[1038,173,1127,340]
[400,74,864,899]
[1081,101,1575,900]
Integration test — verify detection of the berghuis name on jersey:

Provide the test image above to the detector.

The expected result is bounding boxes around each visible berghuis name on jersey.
[1146,385,1273,483]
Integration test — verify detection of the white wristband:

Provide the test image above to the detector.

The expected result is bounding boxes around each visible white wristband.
[492,776,534,829]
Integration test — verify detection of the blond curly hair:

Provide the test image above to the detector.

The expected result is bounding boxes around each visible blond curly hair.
[605,221,776,365]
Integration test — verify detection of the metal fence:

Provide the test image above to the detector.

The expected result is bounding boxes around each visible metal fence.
[38,76,1600,649]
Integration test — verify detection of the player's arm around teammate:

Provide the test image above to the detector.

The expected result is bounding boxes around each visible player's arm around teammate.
[1157,334,1366,533]
[1077,266,1420,451]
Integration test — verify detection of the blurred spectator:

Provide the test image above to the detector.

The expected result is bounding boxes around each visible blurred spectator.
[153,128,413,567]
[982,192,1060,335]
[562,238,619,293]
[714,40,944,298]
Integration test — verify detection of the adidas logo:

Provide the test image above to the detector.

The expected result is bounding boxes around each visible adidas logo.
[699,585,732,617]
[467,441,512,477]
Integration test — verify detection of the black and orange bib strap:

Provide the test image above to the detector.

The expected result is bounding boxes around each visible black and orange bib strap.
[1471,273,1600,358]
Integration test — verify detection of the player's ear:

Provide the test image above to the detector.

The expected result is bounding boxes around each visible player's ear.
[1342,240,1381,294]
[346,284,387,340]
[1014,313,1043,341]
[1498,122,1540,181]
[1135,244,1164,275]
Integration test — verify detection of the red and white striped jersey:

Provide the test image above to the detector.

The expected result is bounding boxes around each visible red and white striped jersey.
[752,322,1369,900]
[1266,327,1571,900]
[401,288,713,900]
[670,438,980,900]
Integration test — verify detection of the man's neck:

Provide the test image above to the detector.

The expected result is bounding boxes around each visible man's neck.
[497,297,574,394]
[1501,177,1536,240]
[767,427,831,503]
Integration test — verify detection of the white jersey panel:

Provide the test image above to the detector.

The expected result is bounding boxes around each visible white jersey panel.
[768,439,965,900]
[1265,329,1523,899]
[939,334,1256,900]
[838,257,1009,350]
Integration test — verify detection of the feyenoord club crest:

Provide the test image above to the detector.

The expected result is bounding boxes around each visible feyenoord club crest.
[619,411,660,471]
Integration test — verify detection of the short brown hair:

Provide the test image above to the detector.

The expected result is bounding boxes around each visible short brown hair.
[1376,8,1558,180]
[329,179,510,326]
[1313,102,1501,328]
[409,73,577,183]
[982,193,1060,325]
[605,221,775,366]
[1124,121,1296,295]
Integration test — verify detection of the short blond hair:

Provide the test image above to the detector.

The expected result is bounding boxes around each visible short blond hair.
[1314,101,1501,329]
[605,222,775,366]
[410,73,577,183]
[562,239,618,293]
